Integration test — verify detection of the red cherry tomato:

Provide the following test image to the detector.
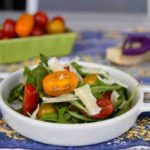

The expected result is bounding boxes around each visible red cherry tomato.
[34,11,48,29]
[22,84,38,115]
[3,19,16,38]
[31,27,45,36]
[0,30,4,39]
[99,92,111,101]
[93,92,114,119]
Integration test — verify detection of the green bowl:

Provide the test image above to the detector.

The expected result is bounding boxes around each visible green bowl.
[0,32,77,64]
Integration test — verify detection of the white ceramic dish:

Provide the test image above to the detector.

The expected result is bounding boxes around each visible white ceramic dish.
[0,61,150,146]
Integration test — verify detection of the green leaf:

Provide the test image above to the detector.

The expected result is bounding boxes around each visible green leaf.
[58,107,68,123]
[91,85,121,93]
[39,112,58,122]
[69,117,79,123]
[114,85,139,117]
[114,97,124,109]
[16,108,22,113]
[40,54,48,66]
[7,83,24,103]
[118,88,128,100]
[113,101,131,117]
[113,88,127,110]
[71,62,85,76]
[24,64,50,92]
[78,82,86,87]
[32,65,49,92]
[127,86,139,102]
[64,113,71,121]
[67,110,95,122]
[92,91,102,99]
[24,67,36,86]
[24,66,31,76]
[91,84,121,99]
[94,79,106,86]
[70,100,89,114]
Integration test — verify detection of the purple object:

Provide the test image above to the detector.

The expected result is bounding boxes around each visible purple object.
[122,35,150,55]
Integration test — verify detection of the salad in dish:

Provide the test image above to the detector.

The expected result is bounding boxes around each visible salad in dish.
[7,54,137,124]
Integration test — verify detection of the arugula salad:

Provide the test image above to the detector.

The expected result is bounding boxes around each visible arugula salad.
[7,54,137,124]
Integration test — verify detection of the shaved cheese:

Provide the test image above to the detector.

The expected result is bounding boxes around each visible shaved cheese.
[81,68,109,78]
[111,91,120,104]
[97,75,128,88]
[119,100,126,109]
[74,84,101,115]
[71,57,80,63]
[69,64,83,82]
[42,94,78,103]
[64,57,80,66]
[30,104,39,119]
[48,57,64,72]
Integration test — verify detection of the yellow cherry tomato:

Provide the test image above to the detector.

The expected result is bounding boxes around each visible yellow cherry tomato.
[46,19,65,34]
[42,71,79,96]
[37,103,56,119]
[83,74,97,85]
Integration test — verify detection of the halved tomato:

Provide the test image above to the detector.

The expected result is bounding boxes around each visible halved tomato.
[42,71,79,96]
[22,84,38,115]
[93,92,114,119]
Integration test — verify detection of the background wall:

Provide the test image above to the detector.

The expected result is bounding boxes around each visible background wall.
[0,0,147,14]
[39,0,147,13]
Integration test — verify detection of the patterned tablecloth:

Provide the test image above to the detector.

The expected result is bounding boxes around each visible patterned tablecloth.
[0,30,150,150]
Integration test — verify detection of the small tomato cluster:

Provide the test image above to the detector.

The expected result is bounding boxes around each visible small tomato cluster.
[0,11,66,39]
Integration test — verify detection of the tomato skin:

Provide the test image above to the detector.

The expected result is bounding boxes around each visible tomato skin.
[52,16,65,24]
[93,92,114,119]
[34,11,48,29]
[0,30,4,39]
[22,84,38,115]
[99,92,111,101]
[64,66,69,71]
[46,18,65,34]
[3,19,16,38]
[83,75,97,85]
[15,13,34,37]
[31,27,45,36]
[42,71,79,96]
[37,103,56,119]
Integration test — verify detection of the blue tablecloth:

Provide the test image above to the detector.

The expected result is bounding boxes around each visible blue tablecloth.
[0,30,150,150]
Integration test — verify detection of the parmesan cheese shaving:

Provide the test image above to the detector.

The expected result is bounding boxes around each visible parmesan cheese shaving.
[48,57,64,72]
[74,84,101,115]
[30,104,39,119]
[81,68,109,78]
[42,94,78,103]
[69,64,83,82]
[119,100,126,109]
[71,57,80,63]
[64,57,80,66]
[97,75,128,88]
[111,91,120,104]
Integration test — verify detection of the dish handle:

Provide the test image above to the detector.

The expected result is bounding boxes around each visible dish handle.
[140,85,150,112]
